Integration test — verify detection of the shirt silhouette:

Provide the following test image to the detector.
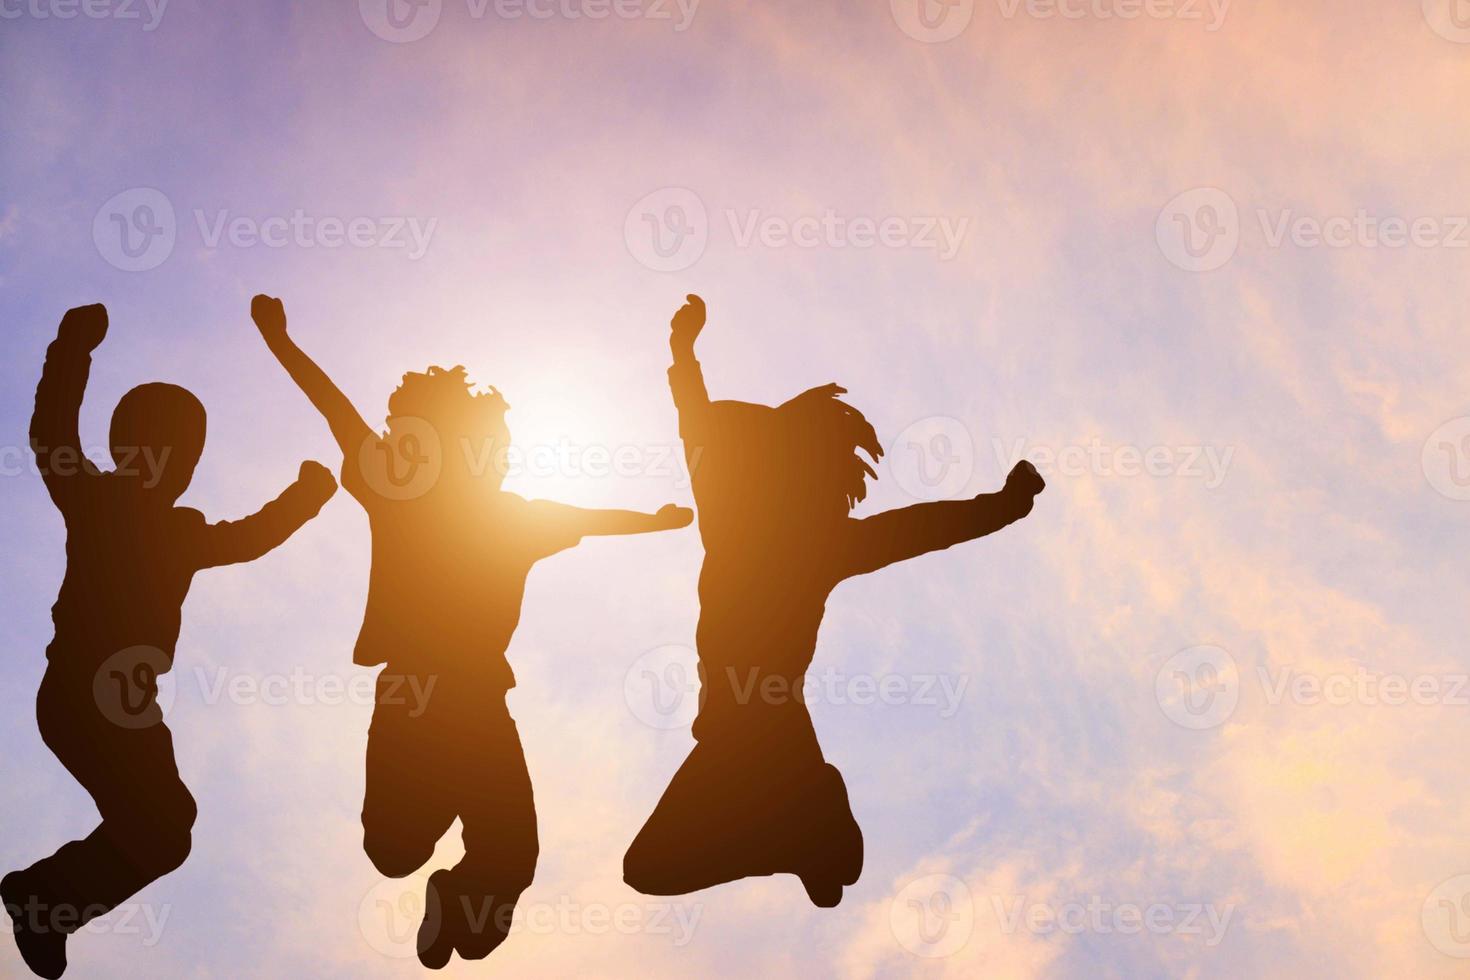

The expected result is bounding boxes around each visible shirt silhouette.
[250,294,691,968]
[623,295,1045,907]
[3,304,336,980]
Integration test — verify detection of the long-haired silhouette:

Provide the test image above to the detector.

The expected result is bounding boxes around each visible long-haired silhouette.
[3,304,337,979]
[623,295,1045,907]
[250,295,692,968]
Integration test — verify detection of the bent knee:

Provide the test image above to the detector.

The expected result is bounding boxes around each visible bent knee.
[363,830,434,879]
[622,846,680,895]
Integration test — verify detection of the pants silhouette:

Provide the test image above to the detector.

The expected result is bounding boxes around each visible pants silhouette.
[24,662,197,930]
[362,673,537,957]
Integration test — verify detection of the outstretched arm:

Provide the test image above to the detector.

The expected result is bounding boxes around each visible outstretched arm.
[667,294,711,445]
[251,295,374,457]
[520,498,693,560]
[536,500,693,539]
[194,461,338,569]
[839,461,1045,579]
[31,304,108,510]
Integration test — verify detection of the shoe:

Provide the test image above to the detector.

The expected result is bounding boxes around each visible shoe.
[416,871,454,970]
[2,870,68,979]
[798,872,843,908]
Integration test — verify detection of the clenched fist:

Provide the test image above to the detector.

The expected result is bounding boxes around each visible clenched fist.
[59,303,109,350]
[251,294,288,343]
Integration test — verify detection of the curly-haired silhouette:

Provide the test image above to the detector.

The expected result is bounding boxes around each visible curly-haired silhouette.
[2,304,337,979]
[250,295,692,968]
[623,295,1045,907]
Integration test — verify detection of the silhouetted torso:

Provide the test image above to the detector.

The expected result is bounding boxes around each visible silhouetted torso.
[344,474,580,688]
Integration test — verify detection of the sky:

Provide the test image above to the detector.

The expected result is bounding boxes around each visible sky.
[3,0,1470,977]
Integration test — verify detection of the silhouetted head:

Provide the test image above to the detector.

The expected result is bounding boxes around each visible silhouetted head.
[387,365,510,489]
[109,382,207,500]
[696,384,883,533]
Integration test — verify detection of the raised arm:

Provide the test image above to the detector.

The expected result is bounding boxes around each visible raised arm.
[251,295,374,457]
[839,461,1045,580]
[193,461,337,569]
[31,304,108,510]
[667,294,711,444]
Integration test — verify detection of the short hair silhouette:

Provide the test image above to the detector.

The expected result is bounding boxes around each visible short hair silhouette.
[109,382,206,499]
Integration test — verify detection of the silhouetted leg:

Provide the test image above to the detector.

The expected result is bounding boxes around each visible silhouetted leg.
[417,699,537,968]
[624,707,862,904]
[5,666,196,979]
[361,671,458,879]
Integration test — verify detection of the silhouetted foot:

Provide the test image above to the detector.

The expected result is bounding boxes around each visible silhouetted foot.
[416,871,453,970]
[2,871,68,979]
[416,868,515,968]
[798,873,843,908]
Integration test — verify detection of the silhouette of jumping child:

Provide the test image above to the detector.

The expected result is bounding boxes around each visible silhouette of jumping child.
[623,295,1046,907]
[3,304,338,979]
[249,295,692,968]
